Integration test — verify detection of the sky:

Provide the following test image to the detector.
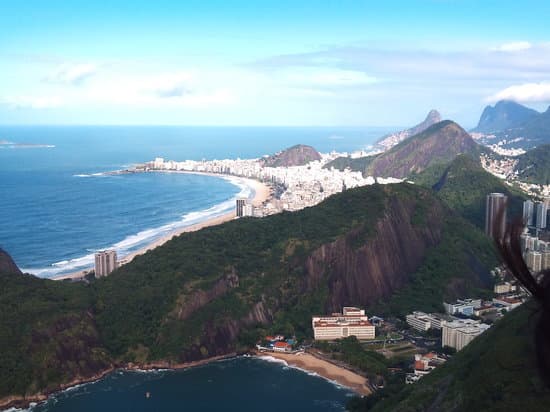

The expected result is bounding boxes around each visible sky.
[1,0,550,127]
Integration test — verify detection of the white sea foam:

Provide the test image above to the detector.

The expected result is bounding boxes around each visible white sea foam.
[25,174,256,279]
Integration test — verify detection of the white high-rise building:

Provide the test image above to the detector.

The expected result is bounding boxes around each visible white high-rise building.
[526,250,543,272]
[485,193,507,239]
[536,201,548,230]
[312,307,375,341]
[94,250,117,277]
[523,200,534,226]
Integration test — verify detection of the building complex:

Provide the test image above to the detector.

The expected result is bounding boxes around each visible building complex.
[312,307,375,341]
[94,250,117,277]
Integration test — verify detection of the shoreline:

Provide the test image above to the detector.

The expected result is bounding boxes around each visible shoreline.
[0,354,236,411]
[0,351,369,410]
[254,351,371,396]
[52,173,271,281]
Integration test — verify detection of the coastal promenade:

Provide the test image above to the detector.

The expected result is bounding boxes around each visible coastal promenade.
[53,175,270,281]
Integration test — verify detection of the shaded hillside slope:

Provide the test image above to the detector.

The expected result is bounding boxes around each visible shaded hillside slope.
[515,144,550,185]
[411,154,524,230]
[375,109,442,150]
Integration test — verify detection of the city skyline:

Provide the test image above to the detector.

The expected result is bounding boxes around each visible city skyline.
[2,1,550,126]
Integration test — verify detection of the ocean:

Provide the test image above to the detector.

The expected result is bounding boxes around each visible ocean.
[14,357,355,412]
[0,125,389,278]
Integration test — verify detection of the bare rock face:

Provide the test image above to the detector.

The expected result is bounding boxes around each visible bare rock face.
[260,144,321,168]
[0,248,22,275]
[304,193,444,311]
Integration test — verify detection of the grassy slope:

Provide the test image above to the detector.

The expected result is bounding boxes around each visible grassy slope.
[516,144,550,185]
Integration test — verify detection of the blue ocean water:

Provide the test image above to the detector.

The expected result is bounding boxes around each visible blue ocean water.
[0,126,389,277]
[20,357,355,412]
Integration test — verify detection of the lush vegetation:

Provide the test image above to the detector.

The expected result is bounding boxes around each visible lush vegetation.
[347,304,550,411]
[411,154,524,230]
[0,182,499,401]
[516,144,550,185]
[324,155,375,175]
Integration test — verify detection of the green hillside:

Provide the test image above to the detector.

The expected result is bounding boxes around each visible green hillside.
[349,304,550,412]
[0,183,498,404]
[411,154,524,230]
[515,144,550,185]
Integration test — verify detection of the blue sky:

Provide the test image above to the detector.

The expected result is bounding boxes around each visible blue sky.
[1,0,550,127]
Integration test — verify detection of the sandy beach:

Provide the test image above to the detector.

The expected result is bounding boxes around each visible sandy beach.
[258,351,372,396]
[53,174,270,281]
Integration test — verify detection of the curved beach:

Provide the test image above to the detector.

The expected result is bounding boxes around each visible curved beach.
[53,174,270,281]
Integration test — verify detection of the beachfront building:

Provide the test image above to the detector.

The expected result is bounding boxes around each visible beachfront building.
[236,198,253,217]
[312,307,375,341]
[94,250,117,277]
[442,319,490,351]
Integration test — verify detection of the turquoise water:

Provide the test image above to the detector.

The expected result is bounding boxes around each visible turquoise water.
[0,126,387,278]
[21,357,355,412]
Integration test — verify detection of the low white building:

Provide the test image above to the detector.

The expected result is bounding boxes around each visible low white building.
[312,307,375,341]
[406,312,449,331]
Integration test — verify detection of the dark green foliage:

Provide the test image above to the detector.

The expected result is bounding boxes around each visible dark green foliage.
[324,156,375,175]
[412,154,524,230]
[516,144,550,185]
[0,273,110,398]
[328,337,389,379]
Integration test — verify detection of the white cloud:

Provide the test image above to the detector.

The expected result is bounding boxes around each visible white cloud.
[283,68,378,87]
[487,82,550,103]
[1,95,63,109]
[44,63,98,85]
[491,41,532,52]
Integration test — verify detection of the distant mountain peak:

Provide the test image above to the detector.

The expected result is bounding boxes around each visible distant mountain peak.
[376,109,442,150]
[474,100,539,133]
[260,144,321,168]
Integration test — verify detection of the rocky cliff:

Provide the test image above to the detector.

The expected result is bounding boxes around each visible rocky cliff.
[0,248,22,275]
[260,144,321,167]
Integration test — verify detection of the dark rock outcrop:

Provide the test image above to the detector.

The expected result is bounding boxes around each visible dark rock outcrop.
[260,144,321,167]
[304,194,444,311]
[0,248,22,275]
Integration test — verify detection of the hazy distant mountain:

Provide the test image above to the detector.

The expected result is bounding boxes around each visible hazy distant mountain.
[473,100,539,133]
[376,109,442,150]
[260,144,321,167]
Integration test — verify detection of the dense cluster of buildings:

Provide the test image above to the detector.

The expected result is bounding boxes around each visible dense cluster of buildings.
[94,250,118,277]
[521,199,550,272]
[140,156,402,216]
[312,307,376,341]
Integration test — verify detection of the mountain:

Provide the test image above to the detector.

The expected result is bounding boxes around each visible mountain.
[515,144,550,185]
[0,183,497,408]
[260,144,321,167]
[376,110,442,151]
[326,120,482,179]
[474,100,539,133]
[367,120,481,179]
[0,248,22,275]
[349,304,550,412]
